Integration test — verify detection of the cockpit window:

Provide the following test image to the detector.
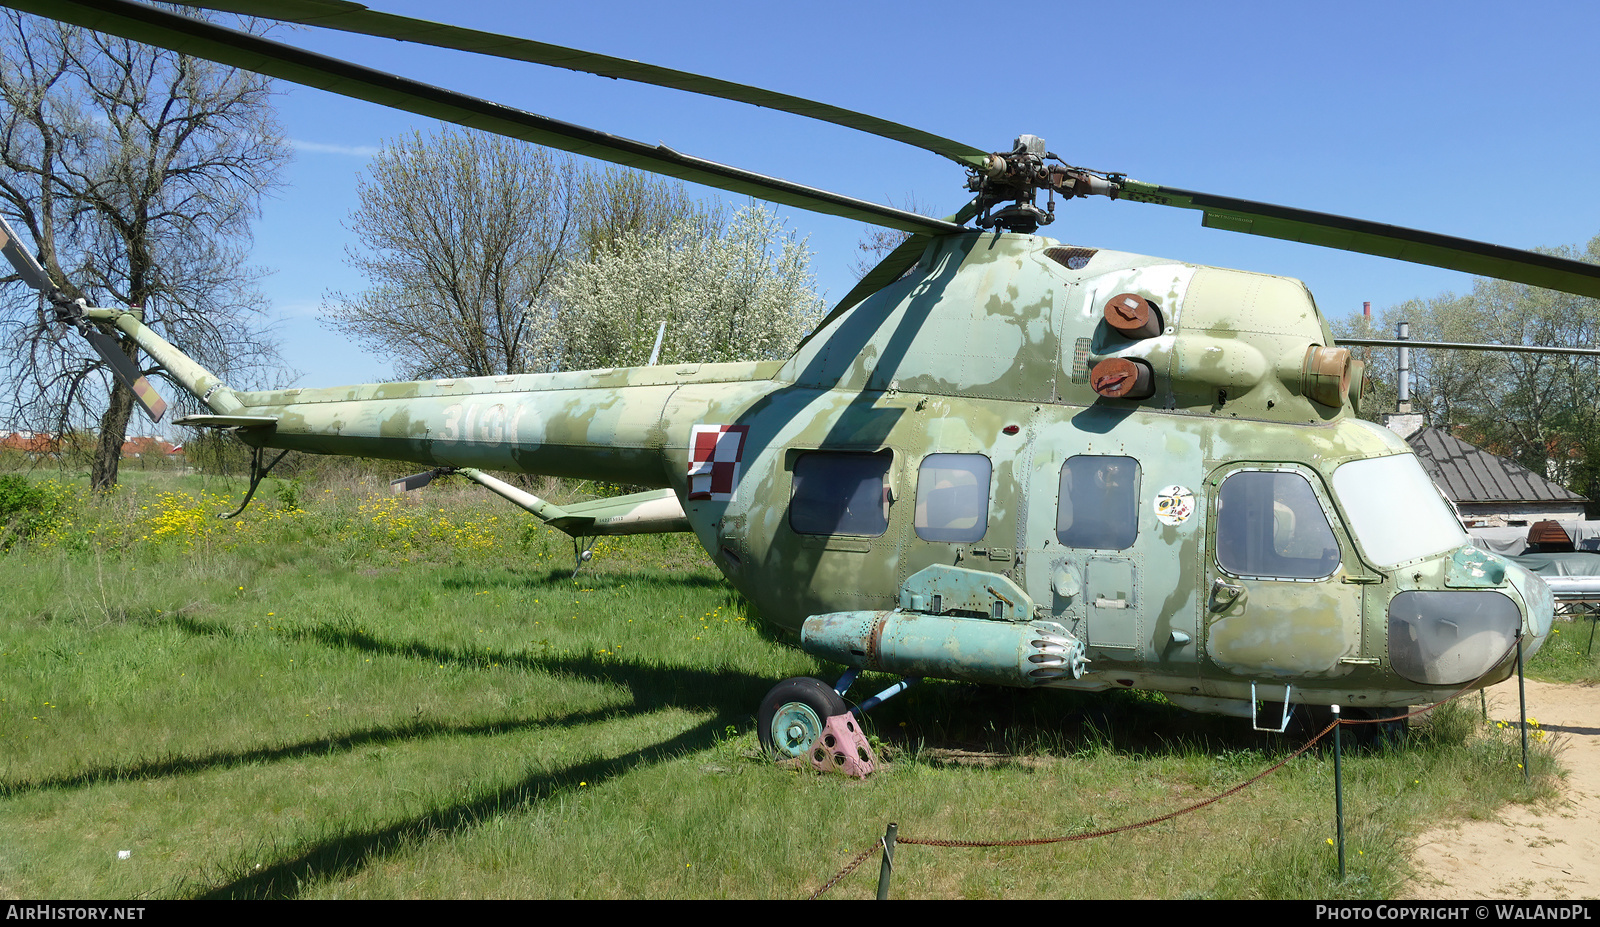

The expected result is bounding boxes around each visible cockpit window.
[790,451,892,537]
[1057,455,1140,550]
[1216,469,1340,579]
[915,453,991,543]
[1332,454,1467,568]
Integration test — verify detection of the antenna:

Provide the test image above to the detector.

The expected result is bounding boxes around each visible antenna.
[648,321,668,366]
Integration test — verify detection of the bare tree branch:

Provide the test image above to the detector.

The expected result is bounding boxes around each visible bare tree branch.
[0,9,290,490]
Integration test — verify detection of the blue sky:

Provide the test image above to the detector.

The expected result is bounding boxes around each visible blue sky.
[242,0,1600,390]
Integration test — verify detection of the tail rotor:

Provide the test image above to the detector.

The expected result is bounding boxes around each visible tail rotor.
[0,214,168,423]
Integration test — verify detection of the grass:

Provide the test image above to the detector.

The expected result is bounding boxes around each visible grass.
[0,469,1568,899]
[1526,609,1600,684]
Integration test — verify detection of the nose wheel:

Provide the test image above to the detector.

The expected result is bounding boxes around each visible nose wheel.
[757,677,849,759]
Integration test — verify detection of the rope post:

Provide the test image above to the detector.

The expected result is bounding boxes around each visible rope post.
[1517,635,1530,784]
[877,822,898,900]
[1332,704,1346,881]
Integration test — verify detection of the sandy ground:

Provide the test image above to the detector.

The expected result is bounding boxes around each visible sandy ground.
[1400,677,1600,899]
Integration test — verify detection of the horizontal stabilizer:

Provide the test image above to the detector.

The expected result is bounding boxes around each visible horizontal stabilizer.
[451,468,690,537]
[390,468,448,493]
[554,488,691,536]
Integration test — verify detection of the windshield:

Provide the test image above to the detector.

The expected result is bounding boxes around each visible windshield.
[1332,454,1467,568]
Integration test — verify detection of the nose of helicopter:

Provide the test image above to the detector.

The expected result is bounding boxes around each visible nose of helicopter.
[1384,547,1553,687]
[1504,555,1556,661]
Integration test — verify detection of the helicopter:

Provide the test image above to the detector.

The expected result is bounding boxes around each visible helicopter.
[5,0,1599,769]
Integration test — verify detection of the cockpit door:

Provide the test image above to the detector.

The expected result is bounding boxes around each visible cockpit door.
[1203,464,1363,682]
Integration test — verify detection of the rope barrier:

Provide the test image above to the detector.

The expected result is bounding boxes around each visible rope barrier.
[807,634,1530,898]
[807,840,884,900]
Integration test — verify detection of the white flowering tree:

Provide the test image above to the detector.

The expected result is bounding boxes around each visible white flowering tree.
[547,205,826,370]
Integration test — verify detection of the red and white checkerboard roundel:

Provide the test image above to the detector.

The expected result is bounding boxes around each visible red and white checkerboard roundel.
[688,424,750,501]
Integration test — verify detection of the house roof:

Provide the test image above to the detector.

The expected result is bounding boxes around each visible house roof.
[0,431,60,454]
[1405,426,1586,505]
[120,436,181,457]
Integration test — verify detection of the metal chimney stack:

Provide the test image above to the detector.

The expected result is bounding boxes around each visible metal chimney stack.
[1396,321,1411,413]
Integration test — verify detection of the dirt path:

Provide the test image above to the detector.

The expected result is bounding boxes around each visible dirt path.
[1400,677,1600,899]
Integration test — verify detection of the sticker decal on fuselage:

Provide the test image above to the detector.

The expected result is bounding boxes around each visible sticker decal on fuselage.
[688,424,750,501]
[1154,485,1195,526]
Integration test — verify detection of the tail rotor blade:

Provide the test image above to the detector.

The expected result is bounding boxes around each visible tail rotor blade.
[0,213,56,293]
[83,328,168,423]
[3,216,167,421]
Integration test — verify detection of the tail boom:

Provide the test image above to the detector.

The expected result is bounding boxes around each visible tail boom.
[221,363,783,487]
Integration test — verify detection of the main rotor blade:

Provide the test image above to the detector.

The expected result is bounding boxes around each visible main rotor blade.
[83,328,168,423]
[0,213,56,292]
[1338,338,1600,357]
[1119,181,1600,300]
[166,1,990,170]
[8,0,960,236]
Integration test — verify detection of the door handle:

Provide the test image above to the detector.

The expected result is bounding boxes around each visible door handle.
[1211,577,1246,609]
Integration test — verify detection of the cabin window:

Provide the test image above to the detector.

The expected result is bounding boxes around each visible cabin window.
[915,453,991,542]
[790,450,892,537]
[1056,456,1140,550]
[1216,469,1340,579]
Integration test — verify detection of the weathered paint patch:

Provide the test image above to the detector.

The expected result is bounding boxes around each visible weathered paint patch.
[1208,588,1356,677]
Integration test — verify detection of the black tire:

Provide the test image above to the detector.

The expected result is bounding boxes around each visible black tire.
[757,676,849,760]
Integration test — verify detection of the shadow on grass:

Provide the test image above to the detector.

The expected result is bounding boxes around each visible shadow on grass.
[1,614,777,800]
[862,682,1362,761]
[435,567,730,592]
[7,613,1469,898]
[0,706,619,799]
[284,618,778,716]
[191,712,733,899]
[6,610,774,897]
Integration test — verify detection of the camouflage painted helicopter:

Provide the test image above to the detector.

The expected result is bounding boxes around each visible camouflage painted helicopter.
[7,0,1600,765]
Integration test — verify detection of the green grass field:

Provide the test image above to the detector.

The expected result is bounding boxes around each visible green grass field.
[0,470,1575,899]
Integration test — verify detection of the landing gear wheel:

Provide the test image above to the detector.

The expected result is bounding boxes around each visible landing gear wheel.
[758,677,849,760]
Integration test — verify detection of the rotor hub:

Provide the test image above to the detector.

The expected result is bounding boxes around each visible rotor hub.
[967,135,1124,233]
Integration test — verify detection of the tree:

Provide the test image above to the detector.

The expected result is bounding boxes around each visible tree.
[573,165,720,262]
[1333,294,1502,428]
[0,10,289,491]
[1459,239,1600,494]
[848,194,936,281]
[324,130,793,378]
[322,128,580,379]
[549,203,825,370]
